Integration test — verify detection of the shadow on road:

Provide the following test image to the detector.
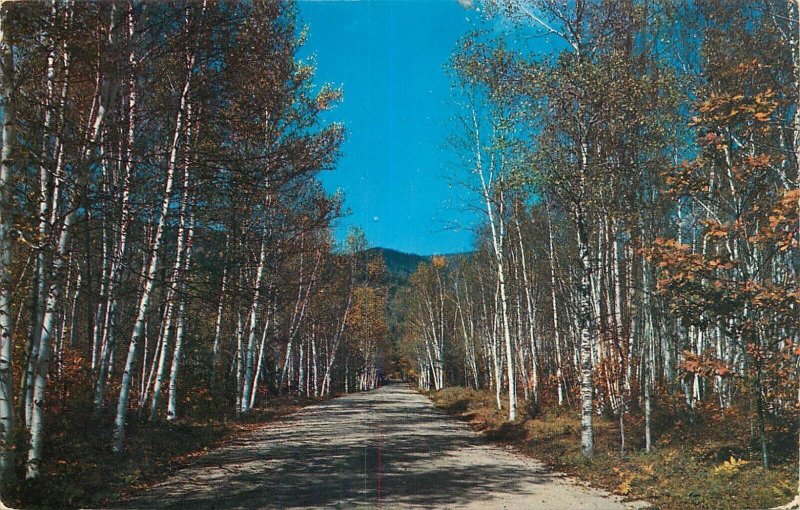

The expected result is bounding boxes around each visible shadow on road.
[122,384,545,509]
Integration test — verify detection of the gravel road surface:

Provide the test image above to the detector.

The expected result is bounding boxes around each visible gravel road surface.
[118,383,650,509]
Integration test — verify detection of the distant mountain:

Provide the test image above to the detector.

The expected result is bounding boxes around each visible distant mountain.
[364,247,474,281]
[365,247,474,371]
[364,247,429,279]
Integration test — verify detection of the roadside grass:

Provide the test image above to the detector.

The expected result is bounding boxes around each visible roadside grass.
[19,392,322,510]
[427,386,797,510]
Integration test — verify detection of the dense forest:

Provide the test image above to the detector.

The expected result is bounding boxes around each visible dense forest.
[399,0,799,500]
[0,0,391,506]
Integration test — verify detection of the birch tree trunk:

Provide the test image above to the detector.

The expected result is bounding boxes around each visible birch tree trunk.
[148,299,175,418]
[28,0,64,414]
[166,209,195,421]
[576,202,595,459]
[789,3,800,505]
[28,2,120,476]
[113,38,195,451]
[93,7,135,409]
[210,265,228,386]
[248,314,270,409]
[515,213,538,404]
[575,138,595,458]
[150,134,194,419]
[546,201,566,406]
[311,326,319,397]
[642,239,654,453]
[279,248,320,394]
[234,311,244,414]
[472,107,516,420]
[321,281,353,397]
[240,231,268,413]
[490,282,503,410]
[0,2,16,485]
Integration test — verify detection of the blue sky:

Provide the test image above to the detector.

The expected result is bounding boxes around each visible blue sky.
[297,0,480,255]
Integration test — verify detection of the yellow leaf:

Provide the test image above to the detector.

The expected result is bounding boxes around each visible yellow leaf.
[713,456,749,475]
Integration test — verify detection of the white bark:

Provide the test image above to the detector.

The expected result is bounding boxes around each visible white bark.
[642,246,654,453]
[546,201,566,406]
[0,1,16,483]
[113,32,196,450]
[321,289,353,397]
[240,231,268,414]
[28,0,62,414]
[150,139,193,419]
[472,107,516,421]
[93,8,135,409]
[279,249,321,393]
[28,2,120,476]
[148,300,175,419]
[558,126,591,459]
[576,203,594,459]
[248,314,271,409]
[311,326,319,397]
[210,265,228,385]
[234,311,244,413]
[166,208,195,421]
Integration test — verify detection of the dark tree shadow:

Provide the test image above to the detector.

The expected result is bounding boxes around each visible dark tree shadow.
[117,383,551,510]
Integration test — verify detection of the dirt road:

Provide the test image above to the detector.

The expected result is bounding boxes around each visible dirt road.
[120,384,649,509]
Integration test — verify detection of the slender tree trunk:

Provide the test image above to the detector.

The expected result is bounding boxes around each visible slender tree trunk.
[29,4,120,475]
[210,265,228,387]
[279,250,320,394]
[240,234,267,413]
[789,3,800,505]
[755,362,769,470]
[546,202,566,406]
[0,3,16,485]
[234,311,244,415]
[311,327,319,397]
[515,213,538,404]
[642,242,654,453]
[166,211,194,421]
[94,10,135,410]
[113,44,194,451]
[490,283,503,410]
[475,140,516,418]
[576,201,595,459]
[148,300,175,419]
[248,315,270,409]
[150,132,194,418]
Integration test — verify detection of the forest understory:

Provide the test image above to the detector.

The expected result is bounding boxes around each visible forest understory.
[428,387,798,510]
[27,394,325,509]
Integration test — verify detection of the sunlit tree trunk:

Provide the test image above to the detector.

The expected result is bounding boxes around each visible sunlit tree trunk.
[29,3,120,476]
[249,313,271,409]
[240,229,268,413]
[515,212,538,404]
[148,299,175,419]
[576,139,595,459]
[166,208,195,421]
[113,36,195,451]
[546,200,566,406]
[311,325,319,397]
[94,11,135,409]
[471,107,516,421]
[150,111,195,417]
[280,249,320,394]
[0,2,16,485]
